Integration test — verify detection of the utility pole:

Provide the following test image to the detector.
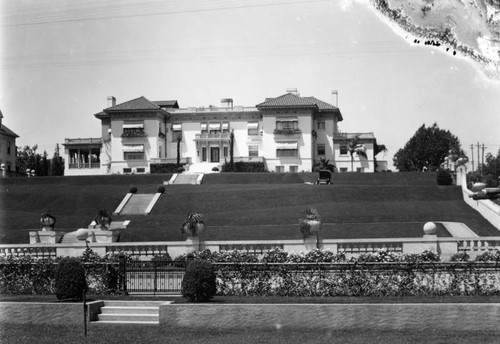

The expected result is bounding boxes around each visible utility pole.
[470,144,475,173]
[482,144,487,173]
[477,142,481,175]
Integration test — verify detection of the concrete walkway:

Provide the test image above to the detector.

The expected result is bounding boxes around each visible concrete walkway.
[441,222,479,238]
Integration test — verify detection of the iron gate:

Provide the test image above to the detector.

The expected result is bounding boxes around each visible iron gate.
[123,260,186,294]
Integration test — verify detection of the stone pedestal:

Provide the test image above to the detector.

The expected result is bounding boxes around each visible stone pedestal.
[29,231,63,244]
[185,237,200,253]
[303,235,318,251]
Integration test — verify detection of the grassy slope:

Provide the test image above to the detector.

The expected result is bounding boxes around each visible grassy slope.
[1,172,498,244]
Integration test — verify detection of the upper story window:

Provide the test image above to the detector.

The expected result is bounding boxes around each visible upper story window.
[122,121,146,138]
[317,121,325,130]
[317,143,326,156]
[222,122,229,134]
[209,122,221,135]
[248,122,259,136]
[7,141,11,155]
[248,145,259,157]
[340,145,348,155]
[275,120,301,135]
[201,123,208,134]
[172,123,182,142]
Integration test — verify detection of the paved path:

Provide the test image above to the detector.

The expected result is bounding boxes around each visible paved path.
[441,222,479,238]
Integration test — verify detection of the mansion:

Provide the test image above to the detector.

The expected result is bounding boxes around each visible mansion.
[64,90,387,175]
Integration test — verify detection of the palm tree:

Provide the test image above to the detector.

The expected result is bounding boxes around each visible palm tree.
[374,143,388,172]
[318,157,335,172]
[348,135,367,172]
[180,213,205,237]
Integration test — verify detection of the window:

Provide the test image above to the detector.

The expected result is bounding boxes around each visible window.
[209,122,221,136]
[317,144,326,155]
[277,149,298,157]
[201,123,208,134]
[249,145,259,157]
[275,120,300,135]
[7,141,11,155]
[124,152,145,160]
[222,122,229,134]
[248,122,259,135]
[158,146,163,158]
[122,121,146,137]
[223,146,228,157]
[276,166,284,173]
[123,168,132,174]
[317,121,325,130]
[289,166,298,173]
[172,123,182,142]
[340,168,348,173]
[357,167,365,173]
[136,167,146,173]
[340,145,348,155]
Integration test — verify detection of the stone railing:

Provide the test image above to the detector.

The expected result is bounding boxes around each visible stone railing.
[3,236,500,260]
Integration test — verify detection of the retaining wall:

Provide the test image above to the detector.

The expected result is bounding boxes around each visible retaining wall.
[0,301,103,325]
[159,303,500,332]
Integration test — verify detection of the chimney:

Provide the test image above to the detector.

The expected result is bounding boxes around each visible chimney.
[332,90,338,107]
[221,98,233,108]
[286,88,299,96]
[107,96,116,108]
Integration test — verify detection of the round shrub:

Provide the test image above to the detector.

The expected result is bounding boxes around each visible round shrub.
[129,186,138,194]
[436,169,453,185]
[176,167,185,173]
[157,185,165,194]
[55,257,87,301]
[181,259,216,302]
[211,167,219,172]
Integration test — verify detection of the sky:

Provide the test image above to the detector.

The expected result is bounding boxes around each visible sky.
[1,0,499,171]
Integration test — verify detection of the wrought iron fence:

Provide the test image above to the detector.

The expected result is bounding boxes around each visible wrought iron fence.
[123,260,186,294]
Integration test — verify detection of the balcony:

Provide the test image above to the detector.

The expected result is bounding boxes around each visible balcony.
[121,128,147,138]
[195,133,230,141]
[273,128,302,136]
[69,162,101,169]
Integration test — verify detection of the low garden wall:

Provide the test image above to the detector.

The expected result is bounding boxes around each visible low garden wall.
[0,300,103,325]
[159,303,500,331]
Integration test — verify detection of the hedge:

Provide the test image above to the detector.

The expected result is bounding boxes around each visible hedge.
[150,163,185,174]
[221,162,267,172]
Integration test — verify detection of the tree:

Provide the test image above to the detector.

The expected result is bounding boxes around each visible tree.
[229,130,235,172]
[374,142,388,172]
[348,134,367,172]
[176,134,182,166]
[469,149,500,187]
[393,123,462,172]
[51,143,65,176]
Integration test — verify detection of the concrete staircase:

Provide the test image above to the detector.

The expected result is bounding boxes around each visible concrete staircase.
[188,162,221,173]
[120,194,155,215]
[168,173,203,185]
[94,300,167,325]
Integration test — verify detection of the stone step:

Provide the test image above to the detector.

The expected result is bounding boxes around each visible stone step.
[102,300,165,307]
[100,306,159,315]
[97,313,159,323]
[120,194,155,215]
[172,174,200,184]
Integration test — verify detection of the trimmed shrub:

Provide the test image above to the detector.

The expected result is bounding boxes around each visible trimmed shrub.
[150,163,183,174]
[157,185,166,194]
[129,186,138,194]
[450,252,470,262]
[54,257,87,301]
[182,260,216,302]
[436,169,453,185]
[221,161,267,172]
[212,167,219,172]
[176,167,185,173]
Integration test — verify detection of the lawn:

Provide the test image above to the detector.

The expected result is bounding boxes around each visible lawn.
[1,323,499,344]
[1,172,498,244]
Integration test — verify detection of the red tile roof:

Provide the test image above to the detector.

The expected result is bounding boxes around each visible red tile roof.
[104,96,162,112]
[1,124,19,138]
[152,100,179,108]
[256,93,318,109]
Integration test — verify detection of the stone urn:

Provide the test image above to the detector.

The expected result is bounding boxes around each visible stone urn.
[423,222,437,236]
[40,213,56,231]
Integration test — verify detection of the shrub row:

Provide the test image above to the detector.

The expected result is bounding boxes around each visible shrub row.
[150,163,184,174]
[221,162,267,172]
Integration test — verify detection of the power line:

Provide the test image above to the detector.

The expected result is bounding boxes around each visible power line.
[2,0,333,27]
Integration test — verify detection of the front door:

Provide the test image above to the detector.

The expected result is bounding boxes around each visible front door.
[210,147,220,162]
